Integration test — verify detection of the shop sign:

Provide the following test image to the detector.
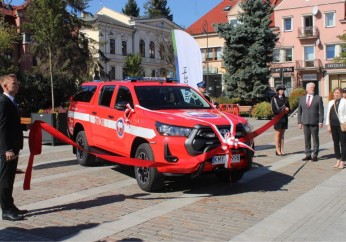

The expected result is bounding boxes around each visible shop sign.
[271,67,294,73]
[302,74,317,81]
[325,63,346,69]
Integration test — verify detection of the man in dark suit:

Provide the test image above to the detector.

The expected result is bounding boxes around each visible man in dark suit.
[0,74,29,221]
[297,82,324,162]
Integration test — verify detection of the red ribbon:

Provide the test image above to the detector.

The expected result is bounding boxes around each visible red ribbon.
[24,109,287,190]
[23,121,173,190]
[245,109,288,140]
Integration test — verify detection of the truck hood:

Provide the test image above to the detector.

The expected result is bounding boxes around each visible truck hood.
[140,108,248,127]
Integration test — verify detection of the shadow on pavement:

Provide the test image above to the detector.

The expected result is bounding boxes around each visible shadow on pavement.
[26,194,127,217]
[0,223,99,241]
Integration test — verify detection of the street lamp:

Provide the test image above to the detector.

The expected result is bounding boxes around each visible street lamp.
[202,20,209,86]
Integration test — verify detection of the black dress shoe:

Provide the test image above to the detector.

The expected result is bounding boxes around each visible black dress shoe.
[312,156,318,162]
[14,208,28,215]
[302,156,312,161]
[2,212,24,221]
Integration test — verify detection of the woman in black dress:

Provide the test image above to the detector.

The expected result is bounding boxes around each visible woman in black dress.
[271,85,290,156]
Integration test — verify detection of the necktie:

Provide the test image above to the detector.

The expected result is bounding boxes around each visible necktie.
[307,95,311,108]
[13,99,19,113]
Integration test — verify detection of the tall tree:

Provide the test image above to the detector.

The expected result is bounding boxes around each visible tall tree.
[216,0,278,99]
[123,54,145,77]
[25,0,93,110]
[122,0,140,17]
[144,0,173,21]
[0,16,18,76]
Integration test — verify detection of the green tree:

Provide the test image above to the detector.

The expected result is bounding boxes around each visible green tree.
[123,54,145,77]
[25,0,92,110]
[122,0,140,17]
[216,0,278,100]
[334,33,346,64]
[0,15,19,76]
[144,0,173,21]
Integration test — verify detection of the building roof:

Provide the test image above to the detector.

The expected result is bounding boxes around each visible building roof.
[186,0,283,35]
[186,0,238,35]
[0,0,29,17]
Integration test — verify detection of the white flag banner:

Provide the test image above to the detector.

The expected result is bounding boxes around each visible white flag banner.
[172,29,203,89]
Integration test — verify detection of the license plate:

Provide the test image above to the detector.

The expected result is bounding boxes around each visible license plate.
[212,154,241,165]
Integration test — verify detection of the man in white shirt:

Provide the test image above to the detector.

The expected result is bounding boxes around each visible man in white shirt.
[297,82,324,161]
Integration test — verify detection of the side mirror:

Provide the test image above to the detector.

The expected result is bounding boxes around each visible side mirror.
[115,101,132,111]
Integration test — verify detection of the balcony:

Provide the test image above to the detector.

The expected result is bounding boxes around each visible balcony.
[295,59,323,72]
[297,26,319,39]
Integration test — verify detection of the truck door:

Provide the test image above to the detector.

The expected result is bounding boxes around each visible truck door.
[110,86,134,156]
[90,85,116,150]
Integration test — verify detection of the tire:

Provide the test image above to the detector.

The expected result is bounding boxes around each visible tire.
[216,169,244,183]
[134,143,164,192]
[230,170,244,183]
[75,131,96,166]
[215,170,231,182]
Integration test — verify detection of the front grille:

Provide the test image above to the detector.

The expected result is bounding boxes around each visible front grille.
[185,124,245,155]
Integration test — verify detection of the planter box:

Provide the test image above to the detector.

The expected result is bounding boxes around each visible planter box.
[31,113,68,146]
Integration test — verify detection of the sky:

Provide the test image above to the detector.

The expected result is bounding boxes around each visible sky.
[7,0,222,28]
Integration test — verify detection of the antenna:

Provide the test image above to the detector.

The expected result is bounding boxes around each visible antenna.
[312,5,319,16]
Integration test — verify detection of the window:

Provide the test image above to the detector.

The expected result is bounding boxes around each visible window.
[140,39,145,57]
[273,49,280,63]
[122,41,127,56]
[283,17,292,31]
[72,85,97,102]
[284,48,293,62]
[110,39,115,54]
[115,86,133,108]
[22,33,31,43]
[229,18,238,28]
[149,41,155,59]
[326,45,336,59]
[99,85,115,107]
[304,46,315,67]
[325,12,335,27]
[201,49,205,61]
[201,47,222,61]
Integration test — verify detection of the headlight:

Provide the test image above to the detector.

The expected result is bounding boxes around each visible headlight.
[155,122,192,137]
[243,123,253,133]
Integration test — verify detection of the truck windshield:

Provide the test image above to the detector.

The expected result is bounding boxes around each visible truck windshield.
[134,86,211,110]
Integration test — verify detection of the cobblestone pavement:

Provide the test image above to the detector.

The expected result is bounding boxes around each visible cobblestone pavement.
[0,116,344,241]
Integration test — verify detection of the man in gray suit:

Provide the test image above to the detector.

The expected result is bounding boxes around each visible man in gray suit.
[297,82,324,161]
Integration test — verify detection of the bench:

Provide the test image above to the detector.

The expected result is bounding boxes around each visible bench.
[20,117,32,125]
[218,104,240,116]
[238,106,253,117]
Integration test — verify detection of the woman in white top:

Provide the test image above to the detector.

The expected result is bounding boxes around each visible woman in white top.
[325,87,346,169]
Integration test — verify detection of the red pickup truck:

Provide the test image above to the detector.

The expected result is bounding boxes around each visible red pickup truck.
[67,78,254,191]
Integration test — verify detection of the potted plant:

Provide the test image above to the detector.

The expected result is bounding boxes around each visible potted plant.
[31,106,68,146]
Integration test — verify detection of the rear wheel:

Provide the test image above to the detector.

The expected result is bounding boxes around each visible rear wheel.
[75,131,96,166]
[134,143,164,192]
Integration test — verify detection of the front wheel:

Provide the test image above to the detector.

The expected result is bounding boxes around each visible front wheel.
[75,131,96,166]
[134,143,164,192]
[215,169,244,183]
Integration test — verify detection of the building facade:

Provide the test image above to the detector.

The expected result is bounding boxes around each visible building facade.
[0,1,32,73]
[186,0,282,97]
[273,0,346,99]
[83,7,182,81]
